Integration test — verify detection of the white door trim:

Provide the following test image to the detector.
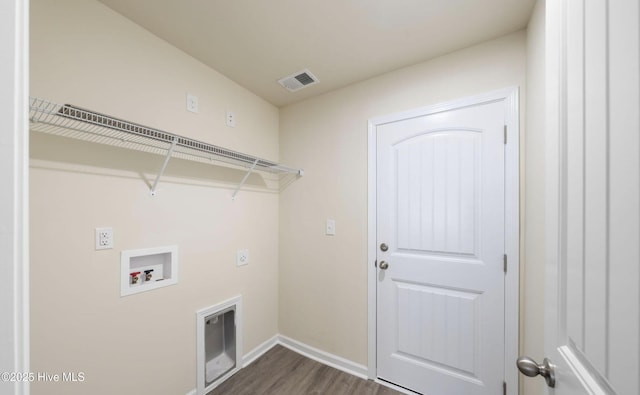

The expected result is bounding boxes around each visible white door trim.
[367,87,520,393]
[0,0,29,394]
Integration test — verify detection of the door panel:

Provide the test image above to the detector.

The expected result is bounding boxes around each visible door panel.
[395,131,479,255]
[396,282,479,375]
[376,100,507,395]
[544,0,640,393]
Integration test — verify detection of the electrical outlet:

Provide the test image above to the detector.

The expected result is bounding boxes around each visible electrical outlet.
[95,227,113,250]
[326,219,336,236]
[186,94,199,113]
[226,110,236,127]
[236,249,249,266]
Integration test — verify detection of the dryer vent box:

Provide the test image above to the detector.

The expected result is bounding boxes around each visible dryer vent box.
[197,296,242,394]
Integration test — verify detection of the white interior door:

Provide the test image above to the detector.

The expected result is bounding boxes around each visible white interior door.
[375,92,515,395]
[538,0,640,393]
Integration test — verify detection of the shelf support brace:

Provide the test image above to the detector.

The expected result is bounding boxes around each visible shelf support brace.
[150,137,178,196]
[232,158,259,200]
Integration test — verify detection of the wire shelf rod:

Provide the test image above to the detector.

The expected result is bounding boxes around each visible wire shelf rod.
[29,97,303,175]
[29,97,303,197]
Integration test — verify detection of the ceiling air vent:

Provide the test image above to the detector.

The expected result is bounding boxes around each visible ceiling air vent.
[277,69,319,92]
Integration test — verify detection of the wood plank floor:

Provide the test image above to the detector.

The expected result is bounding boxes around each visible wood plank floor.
[207,345,404,395]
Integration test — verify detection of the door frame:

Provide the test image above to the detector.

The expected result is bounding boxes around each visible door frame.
[367,87,520,393]
[0,0,30,394]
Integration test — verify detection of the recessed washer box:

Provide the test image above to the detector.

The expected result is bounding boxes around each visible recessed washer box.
[121,245,178,297]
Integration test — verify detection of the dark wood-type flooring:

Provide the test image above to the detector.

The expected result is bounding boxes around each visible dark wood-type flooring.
[207,345,405,395]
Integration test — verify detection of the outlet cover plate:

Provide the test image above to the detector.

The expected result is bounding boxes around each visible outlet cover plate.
[95,227,113,250]
[237,249,249,266]
[186,94,199,113]
[226,110,236,127]
[326,219,336,236]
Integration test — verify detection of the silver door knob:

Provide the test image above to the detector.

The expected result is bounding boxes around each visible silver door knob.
[379,261,389,270]
[516,356,555,388]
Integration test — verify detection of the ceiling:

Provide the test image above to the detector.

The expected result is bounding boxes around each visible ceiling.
[97,0,536,107]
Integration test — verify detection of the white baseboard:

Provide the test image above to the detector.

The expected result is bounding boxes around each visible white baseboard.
[277,335,369,379]
[186,333,369,395]
[242,335,279,367]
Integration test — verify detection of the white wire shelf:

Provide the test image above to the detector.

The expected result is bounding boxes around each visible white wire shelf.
[29,97,303,197]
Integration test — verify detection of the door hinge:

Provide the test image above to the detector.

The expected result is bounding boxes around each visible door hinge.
[374,260,377,268]
[503,381,507,395]
[503,254,507,273]
[504,125,507,144]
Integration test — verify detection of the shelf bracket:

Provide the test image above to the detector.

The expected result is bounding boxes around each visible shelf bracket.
[231,158,259,200]
[150,137,178,196]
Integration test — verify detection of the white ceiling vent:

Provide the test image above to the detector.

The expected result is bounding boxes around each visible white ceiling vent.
[277,69,319,92]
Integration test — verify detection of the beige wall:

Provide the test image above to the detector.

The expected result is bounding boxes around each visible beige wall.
[30,1,281,394]
[523,1,546,394]
[279,31,527,366]
[31,0,543,392]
